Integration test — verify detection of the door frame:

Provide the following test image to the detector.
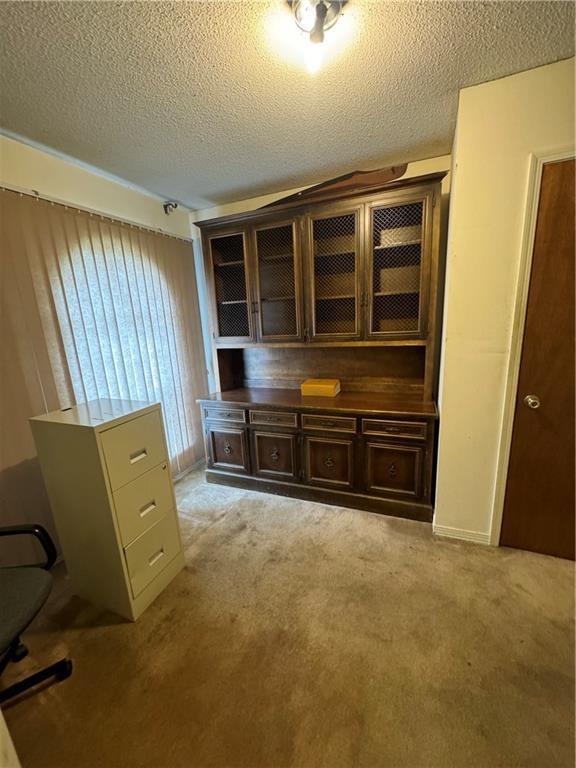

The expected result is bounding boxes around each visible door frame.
[490,147,575,546]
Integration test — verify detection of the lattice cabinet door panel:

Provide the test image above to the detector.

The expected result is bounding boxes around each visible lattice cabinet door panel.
[207,230,254,343]
[307,207,362,340]
[252,220,304,341]
[366,193,432,338]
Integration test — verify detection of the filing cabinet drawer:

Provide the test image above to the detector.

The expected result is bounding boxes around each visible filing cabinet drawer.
[302,414,356,433]
[249,410,298,428]
[113,461,172,546]
[101,410,166,490]
[124,514,181,598]
[362,418,427,441]
[203,406,245,423]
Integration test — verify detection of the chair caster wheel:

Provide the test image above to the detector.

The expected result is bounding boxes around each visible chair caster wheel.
[55,659,73,681]
[11,642,29,663]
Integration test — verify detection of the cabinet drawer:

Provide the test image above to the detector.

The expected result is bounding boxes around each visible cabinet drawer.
[207,426,250,473]
[362,419,427,441]
[304,436,354,489]
[113,462,172,546]
[101,410,166,490]
[124,514,181,598]
[365,441,423,498]
[302,414,356,434]
[203,406,245,423]
[252,431,297,480]
[249,410,298,428]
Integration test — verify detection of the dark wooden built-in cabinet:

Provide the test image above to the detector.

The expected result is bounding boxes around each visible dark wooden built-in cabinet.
[197,172,445,522]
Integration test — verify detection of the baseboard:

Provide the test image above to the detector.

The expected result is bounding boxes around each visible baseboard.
[174,458,206,483]
[432,523,491,545]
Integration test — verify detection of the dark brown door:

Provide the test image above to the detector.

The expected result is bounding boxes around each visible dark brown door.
[252,431,297,480]
[304,436,354,489]
[500,159,575,560]
[364,441,423,498]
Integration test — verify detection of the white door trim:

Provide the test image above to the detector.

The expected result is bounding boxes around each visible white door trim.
[489,147,575,546]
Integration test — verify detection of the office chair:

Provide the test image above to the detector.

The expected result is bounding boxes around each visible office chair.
[0,524,72,705]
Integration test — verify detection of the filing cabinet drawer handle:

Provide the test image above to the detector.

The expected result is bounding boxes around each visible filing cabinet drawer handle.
[129,448,148,464]
[223,442,232,455]
[386,426,401,433]
[319,421,335,427]
[388,463,397,478]
[139,500,156,518]
[324,457,335,470]
[148,548,165,567]
[270,447,280,463]
[266,416,279,423]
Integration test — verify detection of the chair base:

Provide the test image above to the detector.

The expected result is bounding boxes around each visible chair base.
[0,658,73,705]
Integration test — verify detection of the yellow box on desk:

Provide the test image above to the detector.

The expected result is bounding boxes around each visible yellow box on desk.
[300,379,341,397]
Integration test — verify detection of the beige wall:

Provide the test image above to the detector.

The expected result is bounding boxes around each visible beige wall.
[0,134,191,239]
[190,155,452,232]
[434,58,575,544]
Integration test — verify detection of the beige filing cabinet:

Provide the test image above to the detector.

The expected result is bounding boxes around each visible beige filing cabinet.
[30,399,184,621]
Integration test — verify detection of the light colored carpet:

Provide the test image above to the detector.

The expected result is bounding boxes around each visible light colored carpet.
[3,469,575,768]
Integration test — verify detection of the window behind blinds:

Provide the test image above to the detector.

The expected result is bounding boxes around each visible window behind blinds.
[1,188,208,481]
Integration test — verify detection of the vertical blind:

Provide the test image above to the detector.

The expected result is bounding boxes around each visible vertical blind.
[1,188,208,484]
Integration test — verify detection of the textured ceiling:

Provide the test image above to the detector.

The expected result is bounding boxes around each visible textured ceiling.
[1,1,574,208]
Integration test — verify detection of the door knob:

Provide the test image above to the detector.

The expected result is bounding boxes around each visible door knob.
[523,394,541,409]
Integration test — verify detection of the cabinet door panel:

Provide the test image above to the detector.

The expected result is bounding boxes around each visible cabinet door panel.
[252,431,297,480]
[367,196,430,338]
[308,208,362,340]
[208,230,253,343]
[365,441,423,498]
[207,426,250,473]
[304,436,354,489]
[253,221,303,341]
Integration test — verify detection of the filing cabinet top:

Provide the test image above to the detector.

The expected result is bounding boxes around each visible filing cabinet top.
[30,398,160,430]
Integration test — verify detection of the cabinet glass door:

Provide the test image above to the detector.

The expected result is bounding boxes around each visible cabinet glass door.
[254,221,302,341]
[309,209,361,339]
[208,231,253,342]
[368,199,426,337]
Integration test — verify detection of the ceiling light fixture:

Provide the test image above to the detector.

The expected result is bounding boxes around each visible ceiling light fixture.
[288,1,347,45]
